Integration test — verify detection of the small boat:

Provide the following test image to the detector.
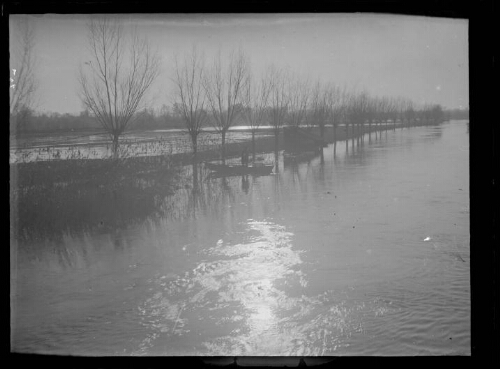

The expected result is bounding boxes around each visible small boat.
[204,162,274,176]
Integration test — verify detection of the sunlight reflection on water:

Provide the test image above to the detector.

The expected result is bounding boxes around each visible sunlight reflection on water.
[134,220,322,355]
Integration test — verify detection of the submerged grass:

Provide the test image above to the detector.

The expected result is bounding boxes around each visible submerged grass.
[10,155,184,243]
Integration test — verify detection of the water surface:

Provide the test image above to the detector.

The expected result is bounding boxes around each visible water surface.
[11,121,470,356]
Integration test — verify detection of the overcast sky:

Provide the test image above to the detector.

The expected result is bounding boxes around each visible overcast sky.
[10,13,469,114]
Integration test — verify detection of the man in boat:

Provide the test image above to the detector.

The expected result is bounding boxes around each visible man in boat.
[241,147,249,167]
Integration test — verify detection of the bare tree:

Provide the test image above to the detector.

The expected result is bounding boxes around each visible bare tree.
[308,80,329,137]
[365,95,377,136]
[9,16,38,134]
[417,103,443,124]
[78,17,160,157]
[387,97,401,131]
[203,49,249,164]
[342,89,369,146]
[172,46,207,158]
[324,83,346,145]
[354,91,369,138]
[287,75,310,128]
[420,104,431,123]
[267,65,290,151]
[242,70,271,162]
[431,104,444,123]
[341,89,354,142]
[375,96,389,135]
[403,98,415,127]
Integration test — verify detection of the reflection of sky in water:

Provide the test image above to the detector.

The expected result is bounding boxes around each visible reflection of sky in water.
[133,217,406,356]
[133,217,410,356]
[216,222,298,342]
[133,213,442,355]
[199,220,306,355]
[135,220,326,355]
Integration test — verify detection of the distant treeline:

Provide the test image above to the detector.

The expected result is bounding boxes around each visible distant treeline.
[10,107,185,135]
[445,108,470,120]
[10,105,468,136]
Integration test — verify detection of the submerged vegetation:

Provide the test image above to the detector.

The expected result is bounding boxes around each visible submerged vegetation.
[11,155,181,242]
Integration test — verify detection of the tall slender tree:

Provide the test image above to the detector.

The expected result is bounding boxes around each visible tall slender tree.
[203,49,249,164]
[241,70,271,162]
[324,83,344,145]
[9,16,38,135]
[267,65,290,151]
[78,17,160,158]
[308,80,329,137]
[172,46,207,158]
[287,75,310,128]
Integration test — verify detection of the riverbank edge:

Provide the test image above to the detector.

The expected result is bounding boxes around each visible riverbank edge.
[9,121,443,190]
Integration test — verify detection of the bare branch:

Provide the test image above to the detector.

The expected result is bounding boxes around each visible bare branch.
[287,74,310,128]
[10,16,38,132]
[172,46,207,155]
[267,65,290,136]
[202,48,249,161]
[241,69,271,133]
[78,17,160,155]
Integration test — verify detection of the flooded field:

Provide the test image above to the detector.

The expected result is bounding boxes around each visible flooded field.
[9,127,276,164]
[9,123,396,164]
[10,121,470,356]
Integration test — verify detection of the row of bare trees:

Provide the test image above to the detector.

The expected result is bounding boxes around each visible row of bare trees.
[10,16,445,162]
[172,44,445,162]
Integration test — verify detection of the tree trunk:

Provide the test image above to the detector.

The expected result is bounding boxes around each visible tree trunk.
[191,134,198,156]
[352,123,359,147]
[251,130,256,163]
[112,134,120,159]
[221,131,226,165]
[333,124,337,157]
[356,123,359,146]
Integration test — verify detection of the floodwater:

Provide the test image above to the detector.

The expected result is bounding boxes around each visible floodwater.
[10,121,470,356]
[9,127,275,163]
